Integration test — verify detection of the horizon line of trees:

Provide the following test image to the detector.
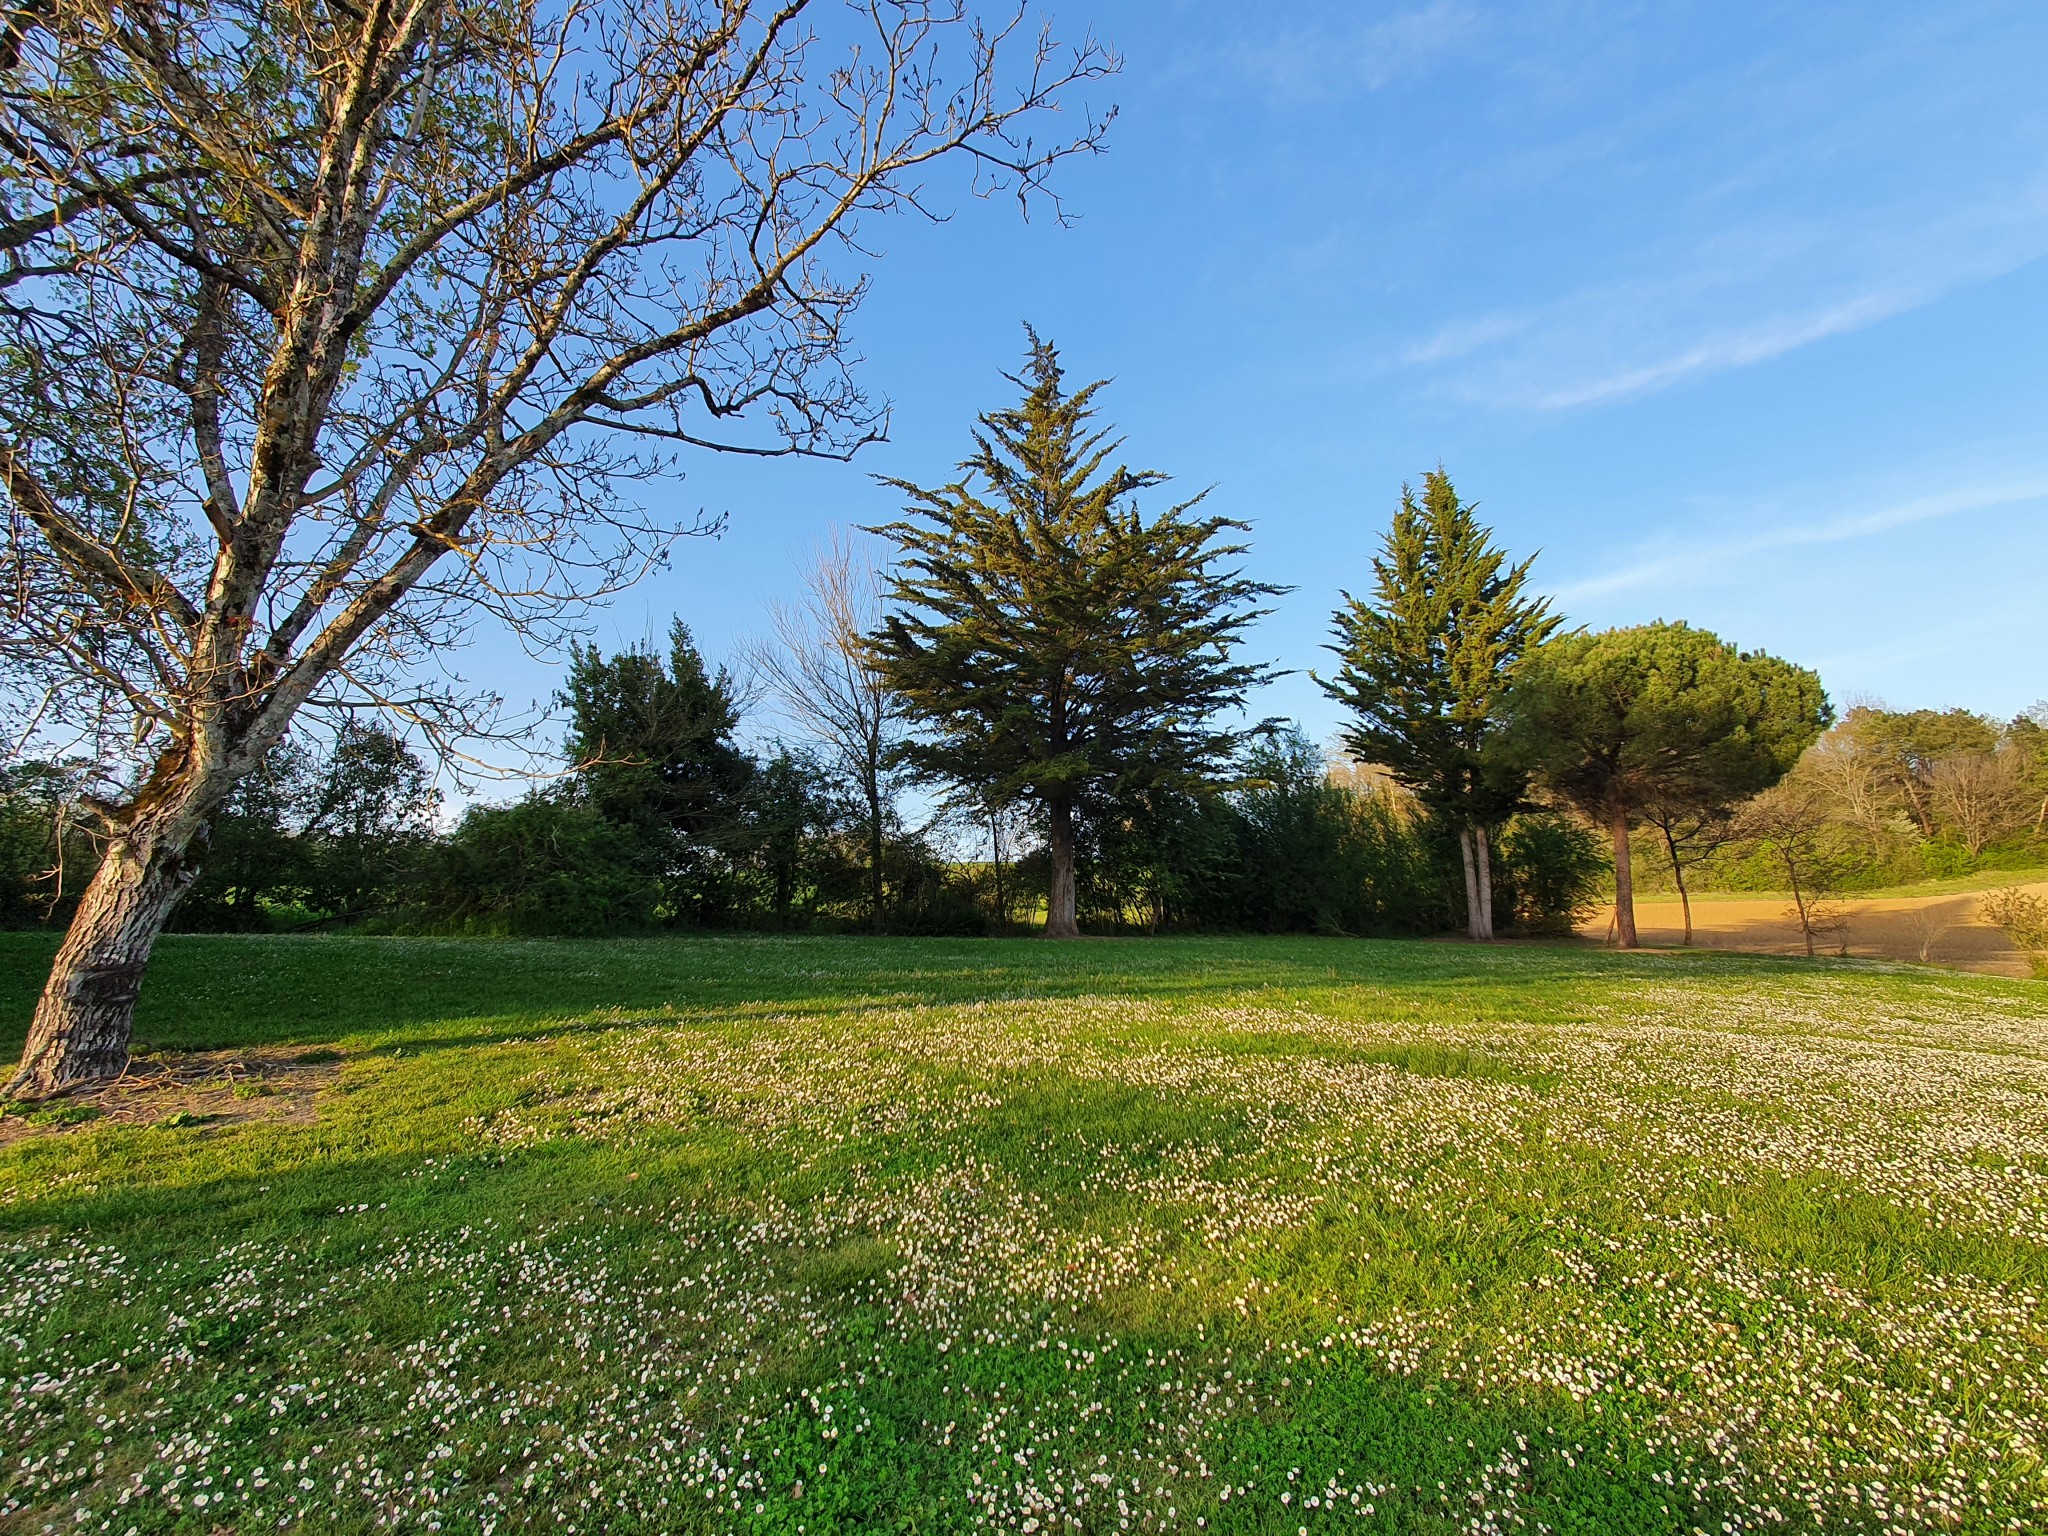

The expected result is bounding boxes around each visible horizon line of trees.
[6,325,2041,1089]
[0,707,1615,943]
[6,338,2039,957]
[8,690,2040,946]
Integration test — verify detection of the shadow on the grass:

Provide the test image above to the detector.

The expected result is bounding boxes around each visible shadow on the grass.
[0,930,1845,1060]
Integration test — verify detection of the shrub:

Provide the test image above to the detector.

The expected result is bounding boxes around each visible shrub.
[1494,813,1608,934]
[1981,886,2048,977]
[1232,779,1438,937]
[414,796,663,936]
[879,837,990,935]
[1155,732,1440,937]
[1079,788,1236,934]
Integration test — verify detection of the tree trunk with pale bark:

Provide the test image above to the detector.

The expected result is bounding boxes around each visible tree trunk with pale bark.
[9,797,217,1097]
[1474,823,1495,940]
[1458,828,1480,938]
[865,774,887,935]
[1456,824,1497,941]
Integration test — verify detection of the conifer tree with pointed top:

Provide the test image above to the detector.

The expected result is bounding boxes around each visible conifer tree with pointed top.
[1319,471,1558,940]
[870,334,1283,938]
[560,620,756,919]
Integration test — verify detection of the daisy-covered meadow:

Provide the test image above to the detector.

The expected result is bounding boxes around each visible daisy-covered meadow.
[2,932,2045,1534]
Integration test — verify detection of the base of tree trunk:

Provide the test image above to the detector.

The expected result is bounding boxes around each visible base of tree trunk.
[1045,797,1080,939]
[7,966,143,1097]
[8,832,195,1099]
[1609,804,1639,949]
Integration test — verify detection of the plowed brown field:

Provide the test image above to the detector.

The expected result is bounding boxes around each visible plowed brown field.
[1578,879,2048,975]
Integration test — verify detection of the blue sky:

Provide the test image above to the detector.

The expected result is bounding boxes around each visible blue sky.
[476,0,2048,770]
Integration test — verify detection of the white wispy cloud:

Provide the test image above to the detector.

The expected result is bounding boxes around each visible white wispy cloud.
[1237,2,1482,97]
[1556,477,2048,606]
[1514,286,1930,410]
[1378,7,2048,411]
[1401,309,1532,366]
[1409,175,2048,411]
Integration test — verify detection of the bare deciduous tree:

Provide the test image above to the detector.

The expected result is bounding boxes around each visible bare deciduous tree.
[1735,776,1843,959]
[1929,750,2031,856]
[1637,797,1733,946]
[0,0,1112,1095]
[747,530,905,928]
[1899,899,1957,965]
[1801,722,1898,855]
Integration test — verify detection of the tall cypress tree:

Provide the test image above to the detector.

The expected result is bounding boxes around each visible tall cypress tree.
[1319,471,1557,940]
[870,335,1282,938]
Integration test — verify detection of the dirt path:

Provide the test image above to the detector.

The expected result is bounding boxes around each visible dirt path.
[1576,881,2048,976]
[0,1045,341,1147]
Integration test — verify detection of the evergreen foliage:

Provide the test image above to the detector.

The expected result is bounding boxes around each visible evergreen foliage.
[1490,813,1610,935]
[177,745,317,931]
[1504,621,1831,946]
[1853,707,2003,839]
[870,334,1283,937]
[299,726,440,922]
[1320,470,1558,940]
[1204,732,1439,936]
[1078,786,1236,935]
[425,796,664,937]
[562,622,754,842]
[750,750,835,931]
[560,622,758,920]
[421,624,988,935]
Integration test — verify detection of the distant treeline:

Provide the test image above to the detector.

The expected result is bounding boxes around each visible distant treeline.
[6,338,2039,956]
[1628,704,2048,896]
[10,688,2032,945]
[0,626,1606,940]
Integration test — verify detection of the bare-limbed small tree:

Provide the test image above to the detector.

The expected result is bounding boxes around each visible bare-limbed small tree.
[748,531,906,929]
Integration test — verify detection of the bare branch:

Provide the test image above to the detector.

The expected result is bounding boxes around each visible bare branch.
[0,447,199,632]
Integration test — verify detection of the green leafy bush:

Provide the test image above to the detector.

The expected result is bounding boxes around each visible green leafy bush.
[415,797,663,936]
[1494,813,1609,934]
[1981,886,2048,977]
[1221,754,1438,937]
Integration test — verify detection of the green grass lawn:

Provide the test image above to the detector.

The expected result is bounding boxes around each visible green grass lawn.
[3,933,2046,1534]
